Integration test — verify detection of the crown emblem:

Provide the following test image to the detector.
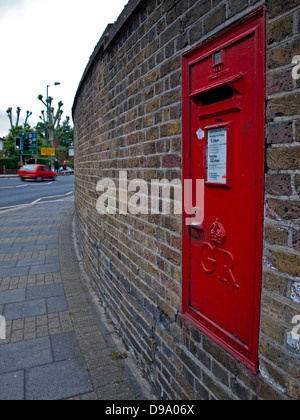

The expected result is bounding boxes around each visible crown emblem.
[210,218,226,245]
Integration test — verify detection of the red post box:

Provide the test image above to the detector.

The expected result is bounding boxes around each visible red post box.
[182,9,265,372]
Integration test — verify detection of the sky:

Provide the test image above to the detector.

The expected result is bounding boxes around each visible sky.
[0,0,129,137]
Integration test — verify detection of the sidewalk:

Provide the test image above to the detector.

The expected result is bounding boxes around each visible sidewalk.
[0,198,156,400]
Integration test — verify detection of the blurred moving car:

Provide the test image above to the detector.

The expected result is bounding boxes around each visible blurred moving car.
[19,165,57,182]
[58,166,74,174]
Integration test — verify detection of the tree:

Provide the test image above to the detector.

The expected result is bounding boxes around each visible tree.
[34,121,46,141]
[37,95,63,148]
[4,124,33,157]
[34,116,73,148]
[25,111,32,125]
[6,107,32,129]
[57,116,73,148]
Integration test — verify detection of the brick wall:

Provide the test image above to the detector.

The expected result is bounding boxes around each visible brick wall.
[263,0,300,400]
[72,0,300,399]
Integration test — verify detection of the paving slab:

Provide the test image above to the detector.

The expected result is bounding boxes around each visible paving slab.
[35,238,58,246]
[0,260,18,269]
[0,241,34,249]
[0,337,53,374]
[0,233,19,239]
[0,371,24,400]
[17,257,45,267]
[3,299,47,320]
[0,246,23,254]
[0,267,29,278]
[51,332,81,362]
[45,256,60,265]
[0,289,26,305]
[0,200,156,400]
[26,357,93,400]
[26,284,64,300]
[29,263,60,275]
[46,296,68,313]
[19,245,47,252]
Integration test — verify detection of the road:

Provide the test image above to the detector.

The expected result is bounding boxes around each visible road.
[0,175,74,212]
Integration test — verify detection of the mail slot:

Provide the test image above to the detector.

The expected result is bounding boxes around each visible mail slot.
[182,10,265,372]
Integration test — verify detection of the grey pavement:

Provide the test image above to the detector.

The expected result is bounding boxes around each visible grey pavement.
[0,199,155,400]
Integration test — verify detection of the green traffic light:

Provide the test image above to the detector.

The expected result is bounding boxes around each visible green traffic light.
[15,137,21,150]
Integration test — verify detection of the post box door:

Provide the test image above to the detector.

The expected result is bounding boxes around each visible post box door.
[182,10,265,372]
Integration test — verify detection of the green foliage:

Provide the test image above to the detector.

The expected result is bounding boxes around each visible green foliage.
[4,124,34,157]
[32,117,73,148]
[3,101,73,157]
[35,122,46,141]
[0,157,19,169]
[66,160,74,169]
[28,158,49,166]
[57,117,74,148]
[4,126,22,157]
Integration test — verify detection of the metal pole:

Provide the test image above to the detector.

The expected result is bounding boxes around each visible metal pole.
[46,85,49,148]
[46,83,60,169]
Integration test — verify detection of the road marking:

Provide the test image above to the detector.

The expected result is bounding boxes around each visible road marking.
[37,193,73,200]
[31,198,42,204]
[0,179,74,214]
[0,185,28,189]
[0,204,30,210]
[0,191,74,209]
[37,199,66,204]
[0,181,57,189]
[0,194,74,214]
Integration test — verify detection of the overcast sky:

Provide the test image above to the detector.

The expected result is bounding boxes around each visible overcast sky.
[0,0,129,137]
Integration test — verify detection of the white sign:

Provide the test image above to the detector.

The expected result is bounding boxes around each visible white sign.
[196,128,205,140]
[206,127,227,184]
[0,316,6,340]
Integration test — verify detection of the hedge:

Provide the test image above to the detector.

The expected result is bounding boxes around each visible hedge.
[0,158,18,169]
[28,158,49,166]
[0,157,74,170]
[66,160,74,169]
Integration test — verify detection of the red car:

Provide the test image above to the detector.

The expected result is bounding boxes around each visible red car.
[19,165,57,182]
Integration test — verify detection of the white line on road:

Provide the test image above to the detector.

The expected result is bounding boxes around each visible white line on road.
[37,199,66,204]
[0,194,74,215]
[0,204,30,210]
[0,191,74,209]
[31,198,42,204]
[0,182,55,189]
[0,185,28,190]
[36,192,74,200]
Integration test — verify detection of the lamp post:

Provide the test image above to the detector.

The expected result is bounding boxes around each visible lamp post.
[46,82,60,147]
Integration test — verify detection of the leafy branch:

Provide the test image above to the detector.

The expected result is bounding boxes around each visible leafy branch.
[37,95,64,147]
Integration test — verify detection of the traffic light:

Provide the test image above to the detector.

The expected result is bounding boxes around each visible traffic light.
[24,138,30,151]
[15,137,21,151]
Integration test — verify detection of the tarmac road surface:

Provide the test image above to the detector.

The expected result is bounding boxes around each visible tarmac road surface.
[0,176,74,212]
